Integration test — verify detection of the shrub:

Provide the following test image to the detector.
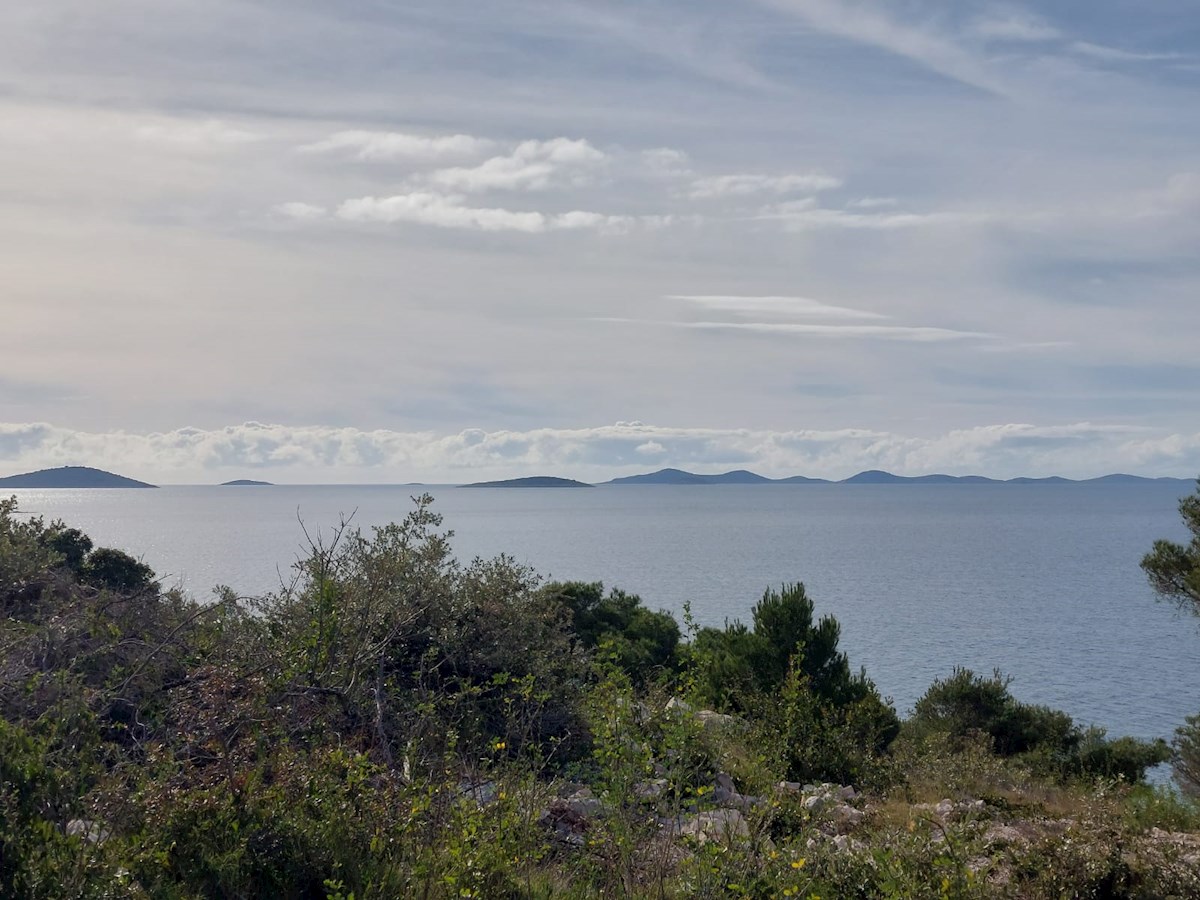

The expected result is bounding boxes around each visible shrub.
[80,546,156,593]
[258,496,589,771]
[1174,714,1200,798]
[690,582,899,784]
[909,668,1169,783]
[542,580,681,683]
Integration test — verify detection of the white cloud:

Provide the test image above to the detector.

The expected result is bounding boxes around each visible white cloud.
[669,294,887,320]
[335,191,637,233]
[847,196,898,209]
[136,119,261,145]
[754,0,1009,95]
[426,138,607,192]
[689,172,842,198]
[685,321,992,342]
[337,192,548,232]
[2,421,1196,482]
[1069,42,1183,63]
[641,147,692,176]
[971,15,1060,43]
[756,203,992,230]
[273,201,326,221]
[299,130,495,161]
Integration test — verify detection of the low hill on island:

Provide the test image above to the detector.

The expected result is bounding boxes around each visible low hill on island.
[0,466,156,488]
[607,468,775,485]
[220,479,274,486]
[605,467,1190,485]
[460,476,593,488]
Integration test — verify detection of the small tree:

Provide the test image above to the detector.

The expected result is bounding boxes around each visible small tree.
[1141,478,1200,612]
[81,547,156,593]
[541,580,680,683]
[1141,478,1200,794]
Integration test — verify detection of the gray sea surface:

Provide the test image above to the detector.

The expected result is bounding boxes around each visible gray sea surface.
[9,482,1200,747]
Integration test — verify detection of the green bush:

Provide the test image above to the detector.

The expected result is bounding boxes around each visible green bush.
[908,668,1169,783]
[689,582,899,785]
[80,546,156,593]
[542,580,681,683]
[1174,714,1200,798]
[692,582,886,711]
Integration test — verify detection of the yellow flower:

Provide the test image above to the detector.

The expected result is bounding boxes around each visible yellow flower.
[493,741,506,750]
[791,858,806,870]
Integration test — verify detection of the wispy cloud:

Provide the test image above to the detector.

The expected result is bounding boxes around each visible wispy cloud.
[685,321,993,342]
[300,130,495,161]
[426,138,607,192]
[273,201,326,221]
[136,119,262,146]
[669,294,887,320]
[335,191,634,233]
[847,196,898,209]
[641,148,692,176]
[1069,42,1185,64]
[755,202,992,230]
[754,0,1009,95]
[970,15,1060,43]
[689,172,841,198]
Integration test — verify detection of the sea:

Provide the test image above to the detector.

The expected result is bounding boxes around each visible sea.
[8,482,1200,750]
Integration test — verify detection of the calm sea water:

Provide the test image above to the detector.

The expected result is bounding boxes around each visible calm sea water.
[8,483,1200,747]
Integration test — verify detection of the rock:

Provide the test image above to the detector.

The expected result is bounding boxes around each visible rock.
[566,789,604,818]
[695,709,740,730]
[458,780,499,805]
[983,824,1028,847]
[66,819,110,844]
[665,696,693,715]
[635,778,669,801]
[715,772,736,793]
[831,834,864,853]
[777,781,804,794]
[915,797,987,823]
[831,804,865,830]
[680,809,750,844]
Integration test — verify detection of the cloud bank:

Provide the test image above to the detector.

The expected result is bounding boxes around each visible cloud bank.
[1,421,1196,484]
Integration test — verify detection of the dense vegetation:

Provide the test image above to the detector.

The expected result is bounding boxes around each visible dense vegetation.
[1,489,1198,898]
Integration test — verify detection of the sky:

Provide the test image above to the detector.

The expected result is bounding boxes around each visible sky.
[2,0,1199,483]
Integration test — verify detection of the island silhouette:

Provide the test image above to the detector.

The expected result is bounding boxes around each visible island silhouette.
[0,466,156,488]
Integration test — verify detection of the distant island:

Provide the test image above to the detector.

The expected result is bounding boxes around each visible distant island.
[604,467,1190,486]
[460,476,593,488]
[0,466,157,489]
[608,468,782,486]
[220,479,274,486]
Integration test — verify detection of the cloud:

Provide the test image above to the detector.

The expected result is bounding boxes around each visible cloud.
[669,294,887,320]
[754,0,1009,95]
[2,421,1196,482]
[847,196,898,209]
[135,119,261,146]
[756,203,992,230]
[335,191,634,233]
[299,130,495,161]
[273,201,327,221]
[426,138,607,192]
[970,15,1060,43]
[689,172,842,198]
[641,147,692,176]
[1069,42,1184,63]
[684,322,993,342]
[337,192,546,232]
